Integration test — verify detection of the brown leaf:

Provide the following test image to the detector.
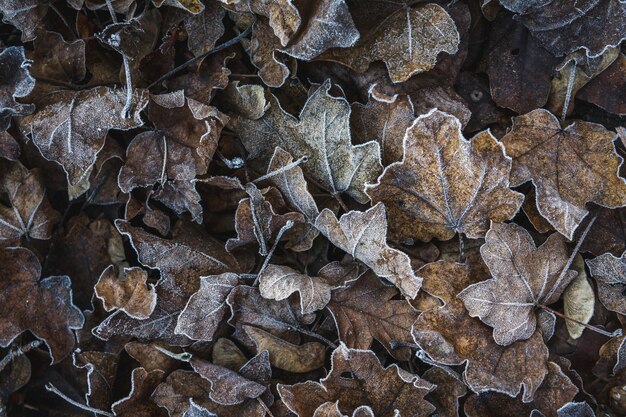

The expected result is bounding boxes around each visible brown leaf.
[184,3,225,56]
[0,0,47,41]
[0,247,83,363]
[563,255,595,339]
[97,9,162,63]
[581,206,626,256]
[318,1,459,83]
[327,271,420,360]
[72,351,118,411]
[244,325,326,373]
[412,261,549,401]
[587,251,626,315]
[175,273,239,341]
[315,203,422,298]
[152,0,204,14]
[578,53,626,116]
[502,109,626,239]
[0,46,35,130]
[464,361,578,417]
[278,344,435,417]
[0,161,60,242]
[239,80,382,204]
[20,87,148,187]
[422,367,467,417]
[459,222,576,345]
[594,335,626,378]
[95,265,157,320]
[112,367,167,417]
[367,109,523,242]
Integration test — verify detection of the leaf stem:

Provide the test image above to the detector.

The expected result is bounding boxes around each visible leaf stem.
[538,304,620,338]
[0,340,42,373]
[288,325,337,348]
[45,383,114,417]
[253,156,308,184]
[253,220,295,285]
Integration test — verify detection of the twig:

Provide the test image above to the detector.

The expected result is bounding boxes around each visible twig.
[458,233,465,263]
[253,156,308,184]
[333,194,349,212]
[253,220,295,285]
[561,61,577,122]
[544,215,597,301]
[0,340,42,373]
[147,25,253,89]
[45,383,114,417]
[288,325,337,348]
[152,345,192,362]
[105,0,133,118]
[538,304,620,338]
[257,399,275,417]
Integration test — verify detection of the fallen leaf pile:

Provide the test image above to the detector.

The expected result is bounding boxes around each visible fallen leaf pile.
[0,1,624,416]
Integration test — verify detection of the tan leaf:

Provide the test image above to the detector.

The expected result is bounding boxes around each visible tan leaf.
[367,109,523,242]
[587,251,626,316]
[175,273,239,341]
[563,255,595,339]
[278,344,435,417]
[318,2,459,83]
[315,203,422,298]
[239,80,382,204]
[223,0,300,46]
[327,271,420,360]
[458,222,576,345]
[244,325,326,373]
[95,265,157,320]
[501,108,626,239]
[412,261,549,401]
[221,81,268,120]
[152,0,204,14]
[20,87,148,187]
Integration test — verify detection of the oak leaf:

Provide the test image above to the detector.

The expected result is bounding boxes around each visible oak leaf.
[278,344,435,417]
[315,203,422,298]
[0,247,83,363]
[367,109,523,242]
[238,80,382,204]
[587,251,626,315]
[318,1,459,83]
[501,109,626,239]
[458,222,576,345]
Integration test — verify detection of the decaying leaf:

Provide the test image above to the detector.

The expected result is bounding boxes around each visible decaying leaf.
[587,251,626,315]
[459,222,576,345]
[0,46,35,130]
[367,109,524,242]
[501,109,626,240]
[0,0,47,41]
[0,247,83,363]
[412,261,549,401]
[95,265,157,320]
[563,255,595,339]
[239,80,382,204]
[318,1,460,83]
[315,203,422,298]
[327,271,420,360]
[278,344,435,417]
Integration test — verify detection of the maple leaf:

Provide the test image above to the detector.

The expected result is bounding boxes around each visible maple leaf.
[315,203,422,298]
[0,46,35,130]
[587,252,626,315]
[501,109,626,239]
[95,265,157,320]
[326,271,421,360]
[412,261,549,401]
[278,344,436,417]
[318,1,459,83]
[20,86,148,187]
[458,222,576,345]
[238,80,382,204]
[0,247,83,363]
[175,273,239,341]
[367,109,524,243]
[0,162,60,242]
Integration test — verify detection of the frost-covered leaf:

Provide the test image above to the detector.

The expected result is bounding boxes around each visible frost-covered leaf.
[367,109,523,242]
[587,251,626,315]
[95,265,157,320]
[0,46,35,130]
[0,0,48,41]
[315,203,422,298]
[501,109,626,239]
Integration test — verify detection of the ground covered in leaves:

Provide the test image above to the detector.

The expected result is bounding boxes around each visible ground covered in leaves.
[0,0,625,416]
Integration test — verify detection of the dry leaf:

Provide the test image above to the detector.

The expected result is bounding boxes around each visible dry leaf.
[367,109,523,242]
[563,255,595,339]
[0,46,35,130]
[587,251,626,315]
[315,203,422,298]
[95,265,157,320]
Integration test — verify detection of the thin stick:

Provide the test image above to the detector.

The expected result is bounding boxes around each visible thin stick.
[253,220,295,285]
[121,56,134,118]
[458,233,465,263]
[544,215,597,301]
[539,304,619,338]
[257,399,275,417]
[0,340,42,373]
[152,345,192,362]
[45,383,114,417]
[147,25,253,89]
[333,194,349,212]
[253,156,308,184]
[561,61,577,121]
[288,325,337,348]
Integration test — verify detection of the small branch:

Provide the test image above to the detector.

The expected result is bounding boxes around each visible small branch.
[253,156,308,184]
[253,220,295,285]
[333,194,349,212]
[121,56,134,118]
[538,304,620,338]
[458,233,465,263]
[0,340,42,373]
[545,215,597,301]
[45,384,114,417]
[256,399,275,417]
[147,25,253,89]
[288,326,337,348]
[152,345,192,362]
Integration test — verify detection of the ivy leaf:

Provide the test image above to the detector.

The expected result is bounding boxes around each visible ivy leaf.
[0,247,83,363]
[367,109,523,242]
